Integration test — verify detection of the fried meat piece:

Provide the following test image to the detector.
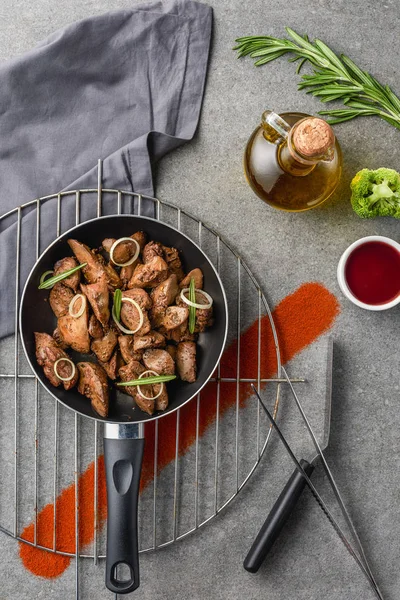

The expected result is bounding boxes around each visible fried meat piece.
[133,331,165,352]
[179,268,203,290]
[57,296,90,353]
[35,332,78,390]
[81,278,110,328]
[151,275,179,309]
[162,306,189,331]
[53,257,81,291]
[128,256,168,289]
[118,335,143,364]
[91,329,118,363]
[176,342,197,383]
[162,246,184,280]
[142,349,175,375]
[120,289,151,336]
[68,239,105,284]
[142,241,164,263]
[49,283,74,318]
[88,314,103,339]
[77,362,109,417]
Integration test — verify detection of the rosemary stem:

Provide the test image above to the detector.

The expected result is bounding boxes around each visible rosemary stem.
[234,28,400,130]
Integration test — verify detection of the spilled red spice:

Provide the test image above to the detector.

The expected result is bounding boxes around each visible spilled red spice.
[20,457,107,578]
[19,282,340,578]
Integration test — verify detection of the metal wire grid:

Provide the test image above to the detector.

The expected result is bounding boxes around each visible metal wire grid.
[0,160,304,596]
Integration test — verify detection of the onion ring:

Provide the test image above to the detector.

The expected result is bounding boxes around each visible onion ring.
[110,237,140,267]
[112,297,144,334]
[180,288,213,310]
[137,370,164,401]
[68,294,86,318]
[54,358,76,382]
[39,270,54,287]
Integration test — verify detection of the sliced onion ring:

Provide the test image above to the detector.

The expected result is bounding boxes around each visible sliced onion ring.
[110,237,140,267]
[112,297,144,334]
[40,270,54,287]
[54,358,76,382]
[180,288,213,310]
[69,294,86,318]
[137,370,164,401]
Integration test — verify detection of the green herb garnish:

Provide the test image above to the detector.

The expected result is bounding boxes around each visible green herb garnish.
[117,375,176,387]
[38,263,87,290]
[234,28,400,130]
[39,270,54,286]
[113,288,122,321]
[188,277,196,334]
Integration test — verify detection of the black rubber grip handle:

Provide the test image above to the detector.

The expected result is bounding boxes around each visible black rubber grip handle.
[243,459,315,573]
[104,437,145,594]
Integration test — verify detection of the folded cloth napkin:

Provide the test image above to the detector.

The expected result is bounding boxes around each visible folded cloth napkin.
[0,0,212,339]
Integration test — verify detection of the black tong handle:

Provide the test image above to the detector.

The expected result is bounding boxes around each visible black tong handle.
[244,459,314,573]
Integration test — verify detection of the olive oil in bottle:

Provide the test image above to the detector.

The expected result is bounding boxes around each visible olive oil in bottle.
[244,111,342,212]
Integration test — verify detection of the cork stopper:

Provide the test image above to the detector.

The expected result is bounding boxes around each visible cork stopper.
[292,117,335,159]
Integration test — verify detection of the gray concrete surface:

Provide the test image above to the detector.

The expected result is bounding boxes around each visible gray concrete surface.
[0,0,399,599]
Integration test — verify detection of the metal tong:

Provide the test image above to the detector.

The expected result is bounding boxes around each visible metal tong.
[249,368,384,600]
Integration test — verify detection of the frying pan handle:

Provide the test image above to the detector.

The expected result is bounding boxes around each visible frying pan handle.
[104,427,145,595]
[243,459,314,573]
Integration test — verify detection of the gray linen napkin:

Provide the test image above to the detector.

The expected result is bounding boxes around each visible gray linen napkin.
[0,0,212,339]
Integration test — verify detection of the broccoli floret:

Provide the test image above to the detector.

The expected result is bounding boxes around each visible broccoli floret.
[350,168,400,219]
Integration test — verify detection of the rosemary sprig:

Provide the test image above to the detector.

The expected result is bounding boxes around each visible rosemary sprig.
[117,375,176,387]
[188,277,196,334]
[38,263,87,289]
[113,288,122,322]
[234,28,400,129]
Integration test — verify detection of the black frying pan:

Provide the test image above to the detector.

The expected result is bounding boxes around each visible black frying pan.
[20,215,228,594]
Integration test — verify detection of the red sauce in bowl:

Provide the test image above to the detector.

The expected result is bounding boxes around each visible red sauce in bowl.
[345,241,400,305]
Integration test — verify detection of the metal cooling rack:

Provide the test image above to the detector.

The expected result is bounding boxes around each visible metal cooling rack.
[0,160,305,598]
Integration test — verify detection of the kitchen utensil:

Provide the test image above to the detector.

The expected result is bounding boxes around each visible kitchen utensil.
[280,363,383,599]
[244,336,333,572]
[250,385,384,600]
[20,214,228,594]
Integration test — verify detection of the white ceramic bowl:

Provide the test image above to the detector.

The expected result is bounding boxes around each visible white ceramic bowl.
[337,235,400,311]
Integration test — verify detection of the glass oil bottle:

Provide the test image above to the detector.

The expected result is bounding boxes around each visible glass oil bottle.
[244,111,342,212]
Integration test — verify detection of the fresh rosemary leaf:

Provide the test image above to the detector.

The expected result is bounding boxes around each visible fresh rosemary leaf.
[188,277,196,334]
[340,55,371,86]
[379,114,400,130]
[317,94,350,103]
[385,87,400,112]
[234,27,400,130]
[323,115,363,125]
[255,53,287,66]
[314,39,348,75]
[38,263,87,290]
[285,28,316,53]
[113,288,122,322]
[299,74,339,83]
[313,85,362,94]
[117,375,176,387]
[250,46,287,57]
[319,108,373,117]
[344,99,376,109]
[296,57,307,74]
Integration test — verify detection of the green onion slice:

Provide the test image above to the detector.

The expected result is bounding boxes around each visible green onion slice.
[38,263,87,290]
[113,288,122,322]
[117,375,176,387]
[188,277,196,334]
